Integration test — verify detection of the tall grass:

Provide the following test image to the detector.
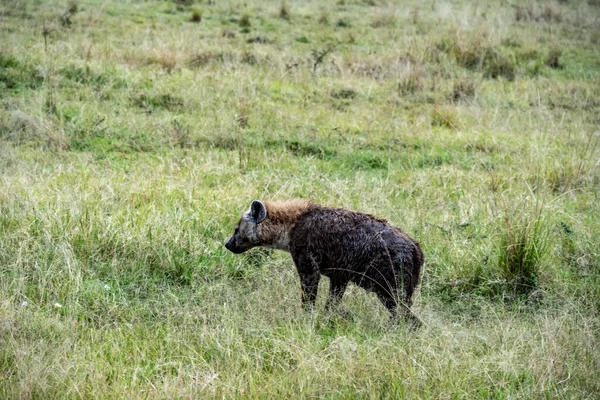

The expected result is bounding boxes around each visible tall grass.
[497,203,549,297]
[1,0,599,397]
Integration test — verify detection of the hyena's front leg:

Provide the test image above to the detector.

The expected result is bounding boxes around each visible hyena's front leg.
[292,251,322,311]
[298,271,320,310]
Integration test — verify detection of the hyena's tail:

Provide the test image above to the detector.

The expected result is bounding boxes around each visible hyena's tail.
[404,241,423,304]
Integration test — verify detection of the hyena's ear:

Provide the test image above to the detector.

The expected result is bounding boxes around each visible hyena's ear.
[249,200,267,224]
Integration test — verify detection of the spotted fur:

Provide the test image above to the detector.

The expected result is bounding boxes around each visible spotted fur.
[225,200,423,325]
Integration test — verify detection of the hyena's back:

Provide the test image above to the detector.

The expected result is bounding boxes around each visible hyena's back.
[289,206,423,305]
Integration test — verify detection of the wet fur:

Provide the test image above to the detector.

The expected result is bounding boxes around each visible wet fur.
[225,200,423,324]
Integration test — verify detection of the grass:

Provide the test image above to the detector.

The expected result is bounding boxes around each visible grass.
[1,0,600,398]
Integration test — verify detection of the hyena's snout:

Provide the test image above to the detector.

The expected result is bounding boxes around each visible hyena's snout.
[224,236,240,253]
[224,231,249,254]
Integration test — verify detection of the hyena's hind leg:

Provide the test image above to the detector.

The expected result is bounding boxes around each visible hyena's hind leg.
[384,289,421,329]
[400,298,422,329]
[374,267,421,329]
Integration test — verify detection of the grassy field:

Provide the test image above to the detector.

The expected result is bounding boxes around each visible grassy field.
[1,0,599,398]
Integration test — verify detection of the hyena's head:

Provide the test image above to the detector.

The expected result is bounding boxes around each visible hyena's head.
[225,200,268,254]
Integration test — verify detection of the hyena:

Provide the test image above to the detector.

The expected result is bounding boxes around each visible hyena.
[225,200,424,325]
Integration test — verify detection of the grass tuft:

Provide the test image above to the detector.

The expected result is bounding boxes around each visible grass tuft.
[397,66,423,96]
[497,210,548,297]
[450,79,476,102]
[492,187,550,298]
[431,107,458,130]
[438,36,516,81]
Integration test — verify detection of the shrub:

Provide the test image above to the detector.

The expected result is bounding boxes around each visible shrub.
[451,79,476,102]
[318,8,329,24]
[546,48,563,69]
[239,13,251,28]
[431,107,458,130]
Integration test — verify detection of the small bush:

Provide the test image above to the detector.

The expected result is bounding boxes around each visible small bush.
[431,108,458,130]
[330,88,357,99]
[541,3,562,22]
[0,53,44,90]
[397,70,423,96]
[221,28,236,38]
[344,151,387,170]
[235,99,250,128]
[1,111,69,150]
[133,92,185,111]
[483,50,516,81]
[247,36,271,44]
[546,48,563,69]
[318,8,329,24]
[336,19,350,28]
[59,11,73,27]
[68,0,78,14]
[546,134,598,193]
[451,79,476,102]
[439,38,516,81]
[515,2,563,23]
[239,13,251,28]
[371,13,395,28]
[240,51,259,65]
[170,119,191,149]
[190,8,202,23]
[515,5,536,22]
[265,139,336,159]
[145,51,177,73]
[311,45,336,74]
[189,51,229,67]
[279,2,290,20]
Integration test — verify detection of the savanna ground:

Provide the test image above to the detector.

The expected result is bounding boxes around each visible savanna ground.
[1,0,599,398]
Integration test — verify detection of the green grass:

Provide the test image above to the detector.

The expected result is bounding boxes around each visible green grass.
[1,0,600,398]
